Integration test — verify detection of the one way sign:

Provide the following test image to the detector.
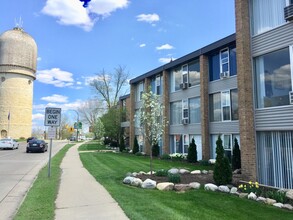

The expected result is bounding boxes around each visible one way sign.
[44,107,61,127]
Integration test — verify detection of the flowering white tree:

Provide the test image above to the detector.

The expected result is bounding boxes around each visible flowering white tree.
[136,88,168,174]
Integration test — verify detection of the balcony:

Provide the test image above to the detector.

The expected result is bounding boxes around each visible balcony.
[284,4,293,21]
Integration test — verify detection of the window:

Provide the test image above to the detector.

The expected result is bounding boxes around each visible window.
[136,82,144,101]
[223,134,232,162]
[182,99,189,120]
[156,75,161,95]
[222,91,231,121]
[250,0,286,36]
[231,89,239,120]
[170,67,181,92]
[188,60,200,86]
[220,48,229,75]
[183,134,189,153]
[255,47,292,108]
[209,93,221,122]
[134,110,141,128]
[189,97,201,123]
[182,65,188,84]
[170,101,182,125]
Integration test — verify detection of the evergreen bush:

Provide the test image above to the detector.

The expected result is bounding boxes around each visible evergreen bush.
[133,136,139,154]
[232,138,241,171]
[187,138,197,163]
[168,173,181,183]
[160,153,171,160]
[152,142,160,157]
[213,135,232,185]
[119,135,126,152]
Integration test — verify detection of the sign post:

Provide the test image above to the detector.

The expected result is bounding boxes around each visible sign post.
[44,107,61,178]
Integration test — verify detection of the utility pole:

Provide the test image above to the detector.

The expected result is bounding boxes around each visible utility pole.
[71,110,79,142]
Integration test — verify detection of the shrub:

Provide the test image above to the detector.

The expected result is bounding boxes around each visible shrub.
[160,154,171,160]
[213,135,232,185]
[155,169,168,177]
[199,160,210,166]
[152,142,160,157]
[168,173,181,183]
[19,137,25,140]
[266,190,288,204]
[232,138,241,171]
[187,138,197,163]
[119,136,126,152]
[135,152,144,156]
[133,136,139,154]
[170,153,185,161]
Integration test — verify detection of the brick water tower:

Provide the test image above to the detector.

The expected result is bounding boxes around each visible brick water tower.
[0,27,37,139]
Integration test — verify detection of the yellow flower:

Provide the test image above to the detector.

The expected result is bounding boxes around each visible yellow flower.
[249,181,252,185]
[255,185,259,189]
[238,184,243,188]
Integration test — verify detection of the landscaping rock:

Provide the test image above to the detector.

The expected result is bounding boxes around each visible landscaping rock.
[239,193,248,198]
[201,170,208,174]
[208,170,214,174]
[204,183,218,191]
[189,182,201,189]
[230,187,238,194]
[248,192,257,200]
[123,176,135,184]
[256,197,266,203]
[126,172,133,177]
[286,189,293,200]
[139,171,147,175]
[179,169,190,174]
[208,159,216,164]
[273,203,284,208]
[157,182,174,191]
[191,170,201,175]
[218,185,230,193]
[132,172,138,177]
[141,178,157,189]
[233,169,241,174]
[131,178,143,187]
[168,168,179,174]
[174,184,191,192]
[283,204,293,211]
[265,198,277,205]
[147,171,156,175]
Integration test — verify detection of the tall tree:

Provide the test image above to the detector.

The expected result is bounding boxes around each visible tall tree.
[77,99,105,139]
[58,114,71,140]
[137,88,168,174]
[100,107,121,144]
[89,65,129,109]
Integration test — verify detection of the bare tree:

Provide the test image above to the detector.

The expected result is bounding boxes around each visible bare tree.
[89,65,129,109]
[58,114,71,140]
[78,99,105,139]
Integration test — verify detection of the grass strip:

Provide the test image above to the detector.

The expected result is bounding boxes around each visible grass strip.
[80,152,293,220]
[78,142,108,151]
[14,144,74,220]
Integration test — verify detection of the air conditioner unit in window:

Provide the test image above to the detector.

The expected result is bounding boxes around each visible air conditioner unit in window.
[180,82,188,90]
[284,4,293,21]
[220,71,229,79]
[289,91,293,104]
[182,118,189,125]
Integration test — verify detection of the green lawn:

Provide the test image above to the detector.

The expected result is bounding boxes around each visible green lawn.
[80,152,293,220]
[78,142,108,151]
[14,144,74,220]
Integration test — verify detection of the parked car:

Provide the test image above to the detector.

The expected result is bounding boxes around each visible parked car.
[26,139,48,153]
[26,137,36,143]
[0,138,19,150]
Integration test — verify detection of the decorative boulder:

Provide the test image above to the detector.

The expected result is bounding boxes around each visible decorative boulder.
[126,172,133,177]
[174,184,191,192]
[179,169,190,174]
[189,182,201,189]
[204,183,218,191]
[147,171,156,175]
[132,172,138,177]
[286,189,293,200]
[201,170,208,174]
[283,204,293,211]
[265,198,277,205]
[256,197,266,203]
[139,171,147,175]
[208,170,214,174]
[273,203,284,208]
[168,168,179,175]
[208,159,216,164]
[248,192,257,200]
[131,178,143,187]
[191,170,201,175]
[142,178,157,189]
[157,182,174,191]
[230,187,238,194]
[218,185,230,193]
[239,193,248,198]
[123,176,135,184]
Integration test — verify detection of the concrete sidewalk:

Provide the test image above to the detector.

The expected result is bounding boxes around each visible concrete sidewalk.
[55,143,129,220]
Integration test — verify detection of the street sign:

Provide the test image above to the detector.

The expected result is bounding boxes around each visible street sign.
[48,126,56,139]
[44,107,61,127]
[78,122,82,129]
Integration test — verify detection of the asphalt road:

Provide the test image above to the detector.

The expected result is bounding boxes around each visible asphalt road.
[0,140,68,220]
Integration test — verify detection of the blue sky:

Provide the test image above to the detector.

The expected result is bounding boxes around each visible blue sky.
[0,0,235,130]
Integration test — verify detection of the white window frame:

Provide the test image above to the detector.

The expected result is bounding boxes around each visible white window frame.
[220,48,230,76]
[182,99,189,120]
[290,45,293,92]
[183,134,189,154]
[221,90,231,121]
[182,64,188,84]
[156,75,161,95]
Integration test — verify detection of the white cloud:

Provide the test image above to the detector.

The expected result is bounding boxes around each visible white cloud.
[139,43,146,48]
[36,68,74,87]
[32,113,44,121]
[37,57,42,61]
[159,57,176,64]
[136,13,160,24]
[156,44,174,50]
[41,94,69,103]
[42,0,129,31]
[83,74,111,85]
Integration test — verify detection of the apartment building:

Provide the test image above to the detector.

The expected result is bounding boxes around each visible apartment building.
[120,0,293,189]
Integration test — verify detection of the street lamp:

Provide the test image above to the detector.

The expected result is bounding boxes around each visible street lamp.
[70,110,79,142]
